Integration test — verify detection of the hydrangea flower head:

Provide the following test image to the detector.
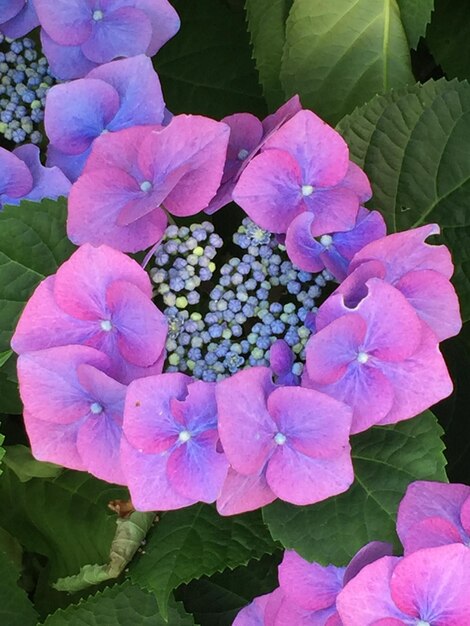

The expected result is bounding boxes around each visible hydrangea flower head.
[122,374,228,510]
[397,480,470,554]
[18,345,126,484]
[67,115,230,251]
[0,144,70,209]
[304,278,453,433]
[0,0,39,38]
[216,366,353,513]
[35,0,180,79]
[336,544,470,625]
[233,110,371,235]
[336,224,462,341]
[285,206,387,281]
[45,55,166,181]
[12,243,167,384]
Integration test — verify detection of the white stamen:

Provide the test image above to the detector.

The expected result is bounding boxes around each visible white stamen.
[178,430,191,443]
[238,148,249,160]
[90,402,103,415]
[92,10,104,21]
[320,234,333,248]
[301,184,314,197]
[357,351,369,364]
[274,432,286,446]
[416,621,431,626]
[140,180,153,193]
[100,319,113,332]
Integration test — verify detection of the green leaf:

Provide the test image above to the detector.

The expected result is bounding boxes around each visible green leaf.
[245,0,293,110]
[54,511,156,593]
[263,411,446,564]
[0,466,127,581]
[154,0,266,119]
[426,0,470,81]
[0,551,38,626]
[0,197,74,353]
[280,0,414,125]
[176,552,282,626]
[0,350,12,368]
[42,581,194,626]
[337,78,470,320]
[3,445,62,482]
[0,433,4,474]
[129,504,278,620]
[397,0,434,49]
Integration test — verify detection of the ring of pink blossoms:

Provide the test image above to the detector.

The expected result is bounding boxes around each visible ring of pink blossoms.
[11,92,461,517]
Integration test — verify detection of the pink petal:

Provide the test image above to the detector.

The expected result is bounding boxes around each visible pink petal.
[216,367,277,475]
[339,161,372,203]
[216,466,276,516]
[285,212,325,273]
[344,541,394,585]
[399,517,463,554]
[77,412,126,484]
[34,0,92,46]
[460,495,470,536]
[305,187,359,237]
[134,0,181,55]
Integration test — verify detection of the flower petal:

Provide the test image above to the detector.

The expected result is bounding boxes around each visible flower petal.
[13,144,71,202]
[285,212,325,273]
[0,146,33,198]
[34,0,92,45]
[134,0,181,55]
[40,30,98,80]
[216,466,276,516]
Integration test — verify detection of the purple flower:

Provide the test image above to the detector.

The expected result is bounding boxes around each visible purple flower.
[35,0,180,79]
[216,367,353,512]
[397,480,470,555]
[0,144,70,209]
[233,110,371,235]
[121,374,228,511]
[205,96,302,215]
[285,206,386,281]
[67,115,230,252]
[233,589,285,626]
[337,224,462,342]
[304,278,453,434]
[18,345,126,484]
[44,55,166,181]
[0,0,39,38]
[11,244,167,384]
[336,544,470,625]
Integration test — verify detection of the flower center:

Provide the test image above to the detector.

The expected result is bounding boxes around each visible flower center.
[320,234,333,248]
[237,148,249,161]
[178,430,191,443]
[140,180,153,193]
[301,184,314,197]
[90,402,103,415]
[100,319,113,332]
[92,10,104,21]
[274,432,287,446]
[357,351,369,364]
[416,621,431,626]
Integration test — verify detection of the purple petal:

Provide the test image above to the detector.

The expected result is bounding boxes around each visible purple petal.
[285,212,325,273]
[398,517,463,555]
[24,411,86,471]
[11,276,97,355]
[377,323,453,427]
[344,542,394,585]
[0,146,33,198]
[77,410,125,484]
[263,110,349,188]
[394,269,462,341]
[267,386,352,459]
[216,367,277,475]
[13,144,71,201]
[88,55,165,130]
[460,495,470,536]
[336,556,404,625]
[106,280,167,366]
[170,379,217,432]
[304,187,359,237]
[269,339,295,377]
[54,244,152,320]
[35,0,92,45]
[0,0,24,23]
[167,430,228,502]
[233,148,305,234]
[350,224,454,282]
[262,95,302,136]
[1,0,39,38]
[275,598,338,626]
[121,439,196,511]
[232,592,273,626]
[17,345,111,425]
[331,208,387,265]
[216,466,276,516]
[81,7,152,64]
[134,0,180,55]
[45,79,120,155]
[123,373,190,454]
[390,544,470,622]
[220,113,264,182]
[339,161,372,203]
[40,30,98,80]
[46,144,91,182]
[279,550,344,612]
[266,443,354,505]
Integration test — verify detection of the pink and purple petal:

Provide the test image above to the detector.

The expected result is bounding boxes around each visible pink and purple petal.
[262,95,302,137]
[285,212,325,273]
[0,0,24,23]
[344,542,394,585]
[35,0,93,45]
[134,0,181,55]
[216,367,277,475]
[46,144,91,182]
[216,466,276,516]
[304,187,359,237]
[40,31,98,80]
[0,147,33,198]
[1,0,39,38]
[77,410,125,484]
[13,144,71,201]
